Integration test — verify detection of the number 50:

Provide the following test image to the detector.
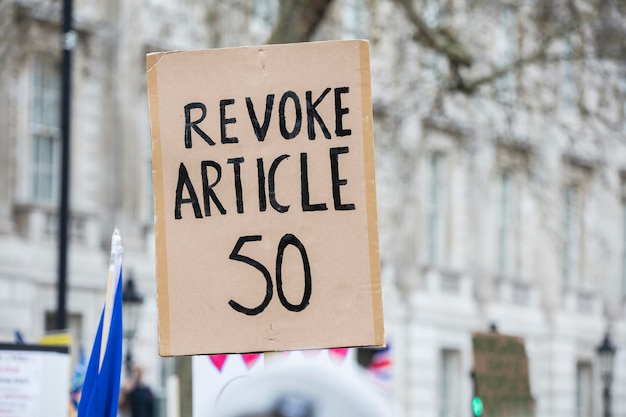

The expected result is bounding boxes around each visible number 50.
[228,234,312,316]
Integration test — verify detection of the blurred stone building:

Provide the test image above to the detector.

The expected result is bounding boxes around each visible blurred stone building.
[0,0,213,402]
[0,0,625,417]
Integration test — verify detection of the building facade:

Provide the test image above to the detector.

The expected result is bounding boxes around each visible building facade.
[366,2,626,417]
[0,0,213,397]
[1,0,625,416]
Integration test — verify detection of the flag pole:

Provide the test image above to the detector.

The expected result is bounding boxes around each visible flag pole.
[77,228,124,417]
[100,228,122,369]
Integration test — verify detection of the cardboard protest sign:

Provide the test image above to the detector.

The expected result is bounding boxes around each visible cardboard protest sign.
[472,332,535,417]
[147,40,384,356]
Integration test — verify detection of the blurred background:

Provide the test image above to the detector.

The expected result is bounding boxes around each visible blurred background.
[0,0,625,416]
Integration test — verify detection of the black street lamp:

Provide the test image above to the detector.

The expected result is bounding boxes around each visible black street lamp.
[122,273,144,374]
[596,331,617,417]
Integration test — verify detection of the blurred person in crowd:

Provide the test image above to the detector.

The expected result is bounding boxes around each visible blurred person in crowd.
[119,365,156,417]
[211,362,393,417]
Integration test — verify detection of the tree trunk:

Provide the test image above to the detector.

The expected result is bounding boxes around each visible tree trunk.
[268,0,334,44]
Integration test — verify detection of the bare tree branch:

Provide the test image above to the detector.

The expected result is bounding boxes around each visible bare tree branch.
[454,50,590,94]
[451,51,544,94]
[268,0,334,44]
[391,0,472,67]
[261,0,623,96]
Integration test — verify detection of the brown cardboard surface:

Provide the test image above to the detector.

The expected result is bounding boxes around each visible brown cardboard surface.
[472,332,535,417]
[147,53,171,354]
[146,41,384,356]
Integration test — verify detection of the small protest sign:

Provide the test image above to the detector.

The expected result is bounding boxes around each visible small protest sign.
[472,332,535,417]
[0,344,71,417]
[147,40,384,356]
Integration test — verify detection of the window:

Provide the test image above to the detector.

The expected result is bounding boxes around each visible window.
[560,37,579,112]
[250,0,278,36]
[498,171,518,277]
[563,185,581,286]
[622,200,626,299]
[494,6,517,104]
[423,0,440,27]
[342,0,369,40]
[439,349,460,417]
[31,57,61,204]
[428,153,448,265]
[620,72,626,133]
[421,0,446,73]
[575,362,592,417]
